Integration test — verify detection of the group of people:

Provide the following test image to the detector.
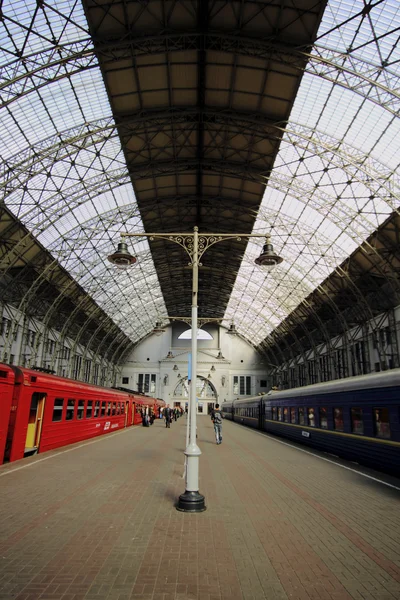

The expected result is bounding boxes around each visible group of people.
[162,404,186,428]
[140,406,156,427]
[142,401,223,445]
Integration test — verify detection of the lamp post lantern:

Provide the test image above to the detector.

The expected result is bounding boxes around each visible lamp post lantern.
[108,227,282,512]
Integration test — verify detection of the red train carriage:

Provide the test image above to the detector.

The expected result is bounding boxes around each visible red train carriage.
[0,364,15,463]
[0,365,164,464]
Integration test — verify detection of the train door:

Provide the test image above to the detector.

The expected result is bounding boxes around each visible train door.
[125,401,129,427]
[25,392,46,453]
[131,402,135,425]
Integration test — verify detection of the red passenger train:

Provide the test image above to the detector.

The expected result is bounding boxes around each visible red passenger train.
[0,364,164,464]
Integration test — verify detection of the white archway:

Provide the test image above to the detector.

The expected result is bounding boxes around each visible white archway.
[173,375,217,414]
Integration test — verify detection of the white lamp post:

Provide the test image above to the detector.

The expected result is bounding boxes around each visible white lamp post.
[108,226,282,512]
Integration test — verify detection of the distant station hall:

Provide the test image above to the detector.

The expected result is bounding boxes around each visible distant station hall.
[1,1,400,599]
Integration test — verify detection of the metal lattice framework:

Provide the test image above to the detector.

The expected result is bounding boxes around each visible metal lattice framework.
[1,0,400,365]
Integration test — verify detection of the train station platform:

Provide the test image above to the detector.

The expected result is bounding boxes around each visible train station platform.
[1,417,400,600]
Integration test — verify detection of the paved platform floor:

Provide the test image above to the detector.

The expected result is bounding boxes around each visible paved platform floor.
[1,416,400,600]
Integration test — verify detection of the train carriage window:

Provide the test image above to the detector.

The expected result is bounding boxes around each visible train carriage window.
[351,407,364,434]
[308,408,315,427]
[116,403,121,415]
[87,401,93,418]
[299,407,305,425]
[290,407,296,424]
[101,402,106,416]
[272,407,277,420]
[66,399,76,421]
[93,401,99,417]
[283,407,289,423]
[278,407,283,421]
[374,408,391,439]
[111,402,116,416]
[333,408,344,431]
[52,398,64,422]
[121,402,125,415]
[77,400,85,420]
[319,407,328,429]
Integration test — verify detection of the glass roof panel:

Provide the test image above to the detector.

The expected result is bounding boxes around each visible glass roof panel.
[225,0,400,343]
[0,0,167,342]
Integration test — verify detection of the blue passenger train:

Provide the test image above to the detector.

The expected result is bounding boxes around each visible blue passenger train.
[222,370,400,477]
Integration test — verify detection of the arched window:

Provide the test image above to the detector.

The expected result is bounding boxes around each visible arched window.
[178,329,213,340]
[173,376,217,399]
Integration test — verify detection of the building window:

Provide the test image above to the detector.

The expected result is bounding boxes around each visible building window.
[27,329,36,346]
[1,317,11,336]
[260,380,267,388]
[319,355,331,382]
[73,355,82,379]
[298,364,306,386]
[350,341,368,376]
[84,360,91,382]
[45,338,55,354]
[122,377,129,384]
[233,376,252,396]
[93,364,99,385]
[308,360,317,384]
[137,373,156,394]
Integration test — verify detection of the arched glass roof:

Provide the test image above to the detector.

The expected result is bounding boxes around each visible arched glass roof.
[1,1,399,349]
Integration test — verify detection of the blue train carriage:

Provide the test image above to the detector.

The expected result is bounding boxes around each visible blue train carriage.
[263,370,400,477]
[222,396,263,429]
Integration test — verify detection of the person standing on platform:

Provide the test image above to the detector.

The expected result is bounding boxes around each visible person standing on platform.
[164,404,172,428]
[212,404,223,444]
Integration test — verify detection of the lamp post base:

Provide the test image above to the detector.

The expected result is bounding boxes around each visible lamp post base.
[176,490,206,512]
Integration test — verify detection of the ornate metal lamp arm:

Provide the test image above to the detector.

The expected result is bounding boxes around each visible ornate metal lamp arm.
[120,229,270,264]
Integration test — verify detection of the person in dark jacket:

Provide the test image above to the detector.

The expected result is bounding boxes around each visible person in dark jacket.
[164,404,172,428]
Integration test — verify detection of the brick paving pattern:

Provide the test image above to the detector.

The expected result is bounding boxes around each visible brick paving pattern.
[0,416,400,600]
